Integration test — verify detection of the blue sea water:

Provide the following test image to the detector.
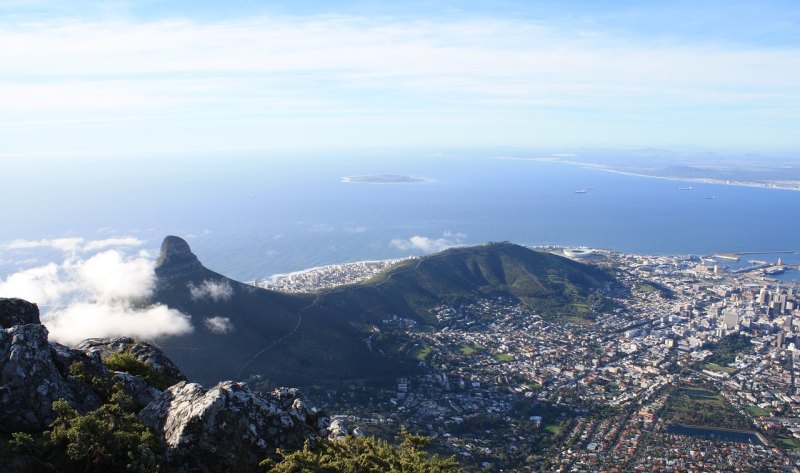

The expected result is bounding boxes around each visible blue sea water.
[1,150,799,282]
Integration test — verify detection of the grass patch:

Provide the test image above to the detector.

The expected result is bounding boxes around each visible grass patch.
[493,352,514,363]
[748,406,770,417]
[570,303,591,314]
[704,363,736,374]
[778,436,800,451]
[459,344,484,356]
[561,316,595,326]
[544,424,563,435]
[637,283,657,293]
[408,345,431,362]
[663,385,750,430]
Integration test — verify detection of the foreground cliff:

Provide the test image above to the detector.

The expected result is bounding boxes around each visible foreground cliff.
[0,297,334,473]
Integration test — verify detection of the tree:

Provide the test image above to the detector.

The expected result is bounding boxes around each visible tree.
[263,433,460,473]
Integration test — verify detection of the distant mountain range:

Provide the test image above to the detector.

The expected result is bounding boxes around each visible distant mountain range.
[150,236,614,386]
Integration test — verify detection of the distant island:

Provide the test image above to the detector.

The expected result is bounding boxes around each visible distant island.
[342,174,427,184]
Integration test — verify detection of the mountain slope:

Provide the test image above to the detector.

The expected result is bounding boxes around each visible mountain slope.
[320,242,613,325]
[149,237,613,386]
[151,237,419,386]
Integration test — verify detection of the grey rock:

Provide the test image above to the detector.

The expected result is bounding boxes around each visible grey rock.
[112,371,163,407]
[0,324,101,432]
[0,298,40,328]
[139,381,324,473]
[76,337,187,385]
[154,235,204,282]
[327,419,350,441]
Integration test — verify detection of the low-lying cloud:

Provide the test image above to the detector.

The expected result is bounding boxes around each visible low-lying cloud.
[2,237,144,254]
[204,316,235,334]
[45,303,192,346]
[0,242,193,345]
[188,279,233,302]
[391,231,467,253]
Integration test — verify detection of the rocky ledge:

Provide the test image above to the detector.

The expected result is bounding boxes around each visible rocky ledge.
[140,381,328,472]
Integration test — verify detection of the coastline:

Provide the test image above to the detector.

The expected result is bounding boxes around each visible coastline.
[528,158,800,192]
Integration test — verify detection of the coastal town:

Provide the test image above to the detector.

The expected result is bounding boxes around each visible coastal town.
[259,247,800,471]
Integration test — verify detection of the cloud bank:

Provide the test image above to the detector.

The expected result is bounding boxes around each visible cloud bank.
[0,244,192,345]
[391,231,467,253]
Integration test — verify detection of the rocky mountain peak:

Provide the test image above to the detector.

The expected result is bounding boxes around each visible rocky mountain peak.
[0,298,41,328]
[155,235,203,281]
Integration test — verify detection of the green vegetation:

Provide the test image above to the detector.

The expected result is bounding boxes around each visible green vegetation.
[544,424,563,435]
[704,362,736,374]
[493,352,514,363]
[4,388,163,473]
[409,345,432,362]
[748,406,770,417]
[459,344,484,356]
[634,281,674,298]
[703,333,754,367]
[662,385,751,430]
[104,352,172,390]
[778,436,800,451]
[262,433,459,472]
[332,242,615,326]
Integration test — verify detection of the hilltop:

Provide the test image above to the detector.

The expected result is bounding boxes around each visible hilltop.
[149,237,615,386]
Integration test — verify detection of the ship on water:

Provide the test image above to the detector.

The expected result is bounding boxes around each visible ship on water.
[575,189,588,194]
[679,186,693,190]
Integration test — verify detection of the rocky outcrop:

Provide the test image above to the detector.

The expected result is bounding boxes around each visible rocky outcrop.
[77,337,187,385]
[1,297,340,473]
[155,235,204,282]
[0,298,40,328]
[0,324,102,432]
[139,381,327,473]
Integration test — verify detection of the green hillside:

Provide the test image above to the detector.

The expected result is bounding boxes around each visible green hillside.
[322,242,613,325]
[150,237,614,386]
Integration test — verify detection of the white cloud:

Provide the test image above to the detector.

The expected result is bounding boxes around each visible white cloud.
[391,231,467,253]
[0,248,193,345]
[3,237,85,252]
[203,316,235,334]
[78,250,154,301]
[44,302,192,346]
[0,17,796,115]
[82,237,144,252]
[0,262,78,306]
[1,236,144,253]
[188,279,233,302]
[344,225,368,234]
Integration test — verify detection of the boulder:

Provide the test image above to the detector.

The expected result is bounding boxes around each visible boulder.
[139,381,327,473]
[0,324,101,432]
[0,298,40,328]
[77,337,187,385]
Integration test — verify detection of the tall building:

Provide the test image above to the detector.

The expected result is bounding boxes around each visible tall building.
[723,310,739,330]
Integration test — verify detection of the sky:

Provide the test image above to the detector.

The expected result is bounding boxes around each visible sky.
[1,0,799,156]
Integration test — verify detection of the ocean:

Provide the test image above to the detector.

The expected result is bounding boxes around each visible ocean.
[2,150,799,282]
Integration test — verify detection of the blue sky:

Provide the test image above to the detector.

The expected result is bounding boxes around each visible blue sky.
[1,0,799,156]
